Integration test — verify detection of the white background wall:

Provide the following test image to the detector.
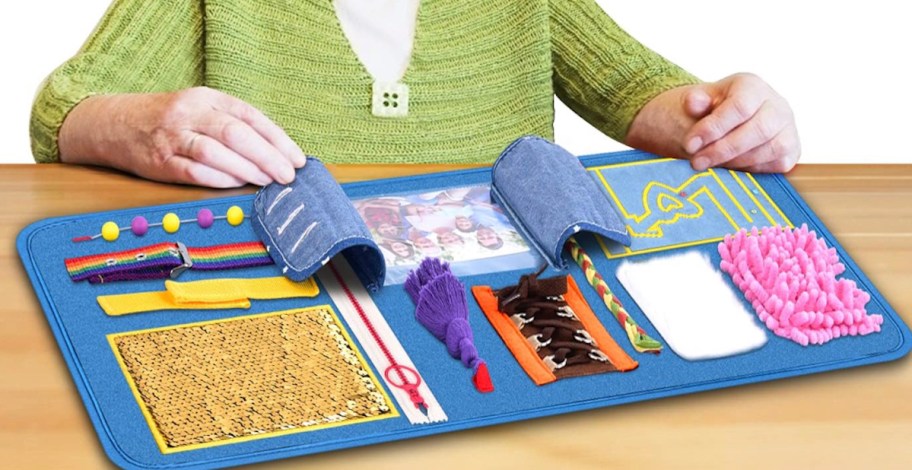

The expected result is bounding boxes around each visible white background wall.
[1,0,910,164]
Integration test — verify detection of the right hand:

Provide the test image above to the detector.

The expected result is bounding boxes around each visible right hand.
[59,87,307,187]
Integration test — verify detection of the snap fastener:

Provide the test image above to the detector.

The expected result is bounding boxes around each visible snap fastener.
[372,82,409,118]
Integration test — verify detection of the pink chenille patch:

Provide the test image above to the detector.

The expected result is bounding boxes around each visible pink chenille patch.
[719,225,883,346]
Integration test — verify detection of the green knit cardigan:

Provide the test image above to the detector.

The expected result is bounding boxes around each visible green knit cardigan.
[30,0,698,164]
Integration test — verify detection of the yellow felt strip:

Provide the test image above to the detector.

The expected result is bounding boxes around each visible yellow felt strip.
[97,277,320,316]
[165,277,319,303]
[471,285,556,385]
[98,292,251,316]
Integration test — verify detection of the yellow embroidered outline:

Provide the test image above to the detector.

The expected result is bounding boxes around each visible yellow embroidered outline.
[730,170,777,226]
[709,168,753,223]
[107,305,399,454]
[589,159,790,259]
[746,172,794,227]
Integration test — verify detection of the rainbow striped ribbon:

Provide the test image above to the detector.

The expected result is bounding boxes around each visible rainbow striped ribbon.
[65,241,273,283]
[565,237,663,354]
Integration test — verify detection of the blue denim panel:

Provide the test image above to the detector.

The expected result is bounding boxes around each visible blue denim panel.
[252,157,385,291]
[490,136,631,269]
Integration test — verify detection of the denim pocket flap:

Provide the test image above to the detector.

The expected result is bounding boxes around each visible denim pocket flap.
[490,136,631,269]
[252,158,385,291]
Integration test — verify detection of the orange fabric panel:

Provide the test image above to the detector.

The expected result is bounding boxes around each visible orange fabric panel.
[564,277,638,372]
[471,277,638,386]
[471,286,557,385]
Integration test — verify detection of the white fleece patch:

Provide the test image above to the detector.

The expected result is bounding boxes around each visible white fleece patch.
[616,251,767,361]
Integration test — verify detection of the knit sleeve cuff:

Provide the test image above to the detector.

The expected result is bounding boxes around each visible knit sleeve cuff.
[29,59,100,163]
[609,67,702,140]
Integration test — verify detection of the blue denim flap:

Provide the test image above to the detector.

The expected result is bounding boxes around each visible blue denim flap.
[252,157,385,291]
[490,136,631,269]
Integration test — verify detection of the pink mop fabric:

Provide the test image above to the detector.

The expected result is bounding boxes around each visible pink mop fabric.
[719,225,884,346]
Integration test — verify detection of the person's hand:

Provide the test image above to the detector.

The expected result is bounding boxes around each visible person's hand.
[59,87,307,187]
[682,73,800,173]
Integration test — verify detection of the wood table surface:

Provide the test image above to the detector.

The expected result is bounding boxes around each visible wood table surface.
[1,163,910,469]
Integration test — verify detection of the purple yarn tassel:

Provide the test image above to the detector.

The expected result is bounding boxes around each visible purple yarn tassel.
[405,258,484,372]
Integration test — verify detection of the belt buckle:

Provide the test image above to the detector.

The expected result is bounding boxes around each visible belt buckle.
[169,242,194,279]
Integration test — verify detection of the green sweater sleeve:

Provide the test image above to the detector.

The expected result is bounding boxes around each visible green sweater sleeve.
[29,0,204,163]
[549,0,701,142]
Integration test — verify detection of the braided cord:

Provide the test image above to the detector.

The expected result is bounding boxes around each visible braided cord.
[566,237,663,354]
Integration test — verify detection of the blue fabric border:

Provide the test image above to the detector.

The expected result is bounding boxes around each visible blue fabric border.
[16,150,912,469]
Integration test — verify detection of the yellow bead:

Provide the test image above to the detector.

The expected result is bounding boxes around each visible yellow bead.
[226,205,245,226]
[162,213,181,233]
[101,221,120,242]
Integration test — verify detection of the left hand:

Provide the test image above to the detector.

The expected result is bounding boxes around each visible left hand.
[682,73,800,173]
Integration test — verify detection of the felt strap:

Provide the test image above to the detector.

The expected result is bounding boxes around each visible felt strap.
[65,241,273,283]
[97,277,320,316]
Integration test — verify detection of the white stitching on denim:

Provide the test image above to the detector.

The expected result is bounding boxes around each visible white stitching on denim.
[276,203,305,236]
[265,187,293,216]
[291,221,319,254]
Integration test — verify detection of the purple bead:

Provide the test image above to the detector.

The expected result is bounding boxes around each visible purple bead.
[197,208,215,229]
[131,216,149,236]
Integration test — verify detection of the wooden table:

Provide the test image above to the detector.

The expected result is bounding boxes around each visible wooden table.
[1,164,910,469]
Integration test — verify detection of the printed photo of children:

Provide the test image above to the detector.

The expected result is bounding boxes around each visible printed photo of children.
[354,185,540,284]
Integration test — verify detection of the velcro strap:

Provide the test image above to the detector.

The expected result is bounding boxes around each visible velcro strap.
[97,277,319,316]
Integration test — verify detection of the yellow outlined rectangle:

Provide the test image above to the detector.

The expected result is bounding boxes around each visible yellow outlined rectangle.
[589,159,791,259]
[108,305,399,454]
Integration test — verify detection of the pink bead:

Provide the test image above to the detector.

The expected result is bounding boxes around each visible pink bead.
[131,216,149,236]
[197,208,215,228]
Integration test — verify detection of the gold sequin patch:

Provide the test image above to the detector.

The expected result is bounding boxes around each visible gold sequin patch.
[108,306,396,453]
